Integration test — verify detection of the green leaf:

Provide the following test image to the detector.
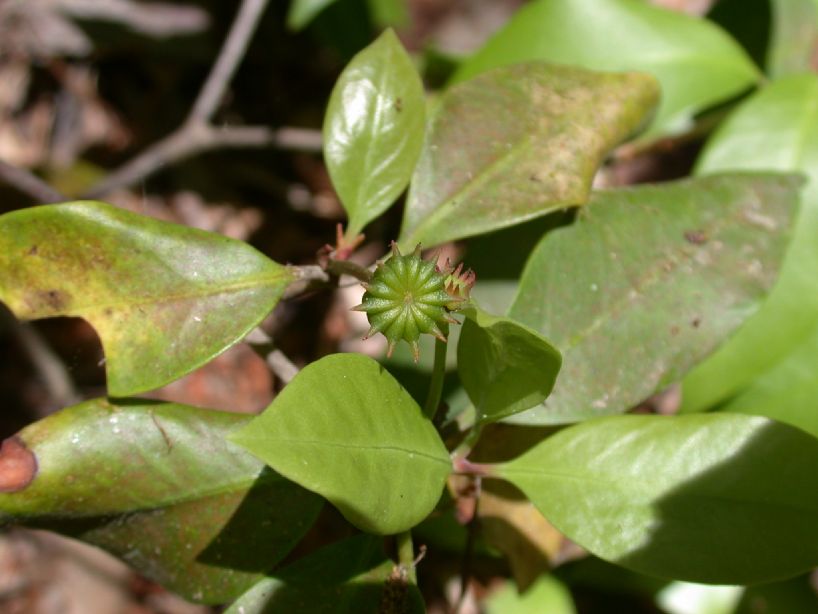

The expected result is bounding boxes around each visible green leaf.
[497,413,818,584]
[681,76,818,412]
[287,0,338,30]
[0,398,322,604]
[457,305,561,424]
[453,0,759,137]
[484,574,575,614]
[398,62,658,248]
[225,534,424,614]
[508,173,802,424]
[767,0,818,78]
[230,353,451,534]
[714,323,818,439]
[324,29,426,237]
[0,201,293,397]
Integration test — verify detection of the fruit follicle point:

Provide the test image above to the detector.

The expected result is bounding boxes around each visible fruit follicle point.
[354,242,474,360]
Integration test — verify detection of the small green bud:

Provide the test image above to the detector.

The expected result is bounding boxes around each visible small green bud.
[353,243,474,362]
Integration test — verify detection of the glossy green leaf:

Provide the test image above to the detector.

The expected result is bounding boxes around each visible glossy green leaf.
[230,353,451,534]
[768,0,818,77]
[484,575,575,614]
[497,413,818,584]
[715,323,818,439]
[224,534,424,614]
[0,201,293,397]
[681,76,818,412]
[453,0,759,137]
[324,29,426,237]
[287,0,338,30]
[508,173,801,424]
[398,62,658,248]
[0,398,322,604]
[457,305,561,424]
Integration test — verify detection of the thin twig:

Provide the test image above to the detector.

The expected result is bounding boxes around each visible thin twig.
[396,530,417,584]
[282,265,332,299]
[82,0,322,199]
[189,0,269,123]
[12,319,81,413]
[423,336,447,419]
[452,476,481,614]
[84,124,320,198]
[266,348,299,384]
[0,159,65,204]
[325,259,374,283]
[245,328,300,384]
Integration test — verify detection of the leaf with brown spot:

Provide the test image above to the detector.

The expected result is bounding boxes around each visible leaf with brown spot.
[0,437,38,493]
[508,173,803,424]
[0,398,323,605]
[397,62,659,248]
[452,0,760,138]
[682,75,818,413]
[0,202,294,396]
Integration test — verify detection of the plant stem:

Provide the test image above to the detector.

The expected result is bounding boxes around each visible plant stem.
[396,530,417,584]
[325,259,373,282]
[452,476,481,614]
[451,422,483,461]
[245,328,300,384]
[451,457,494,477]
[423,336,447,420]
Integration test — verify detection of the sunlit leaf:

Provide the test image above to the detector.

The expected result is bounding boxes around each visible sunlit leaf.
[230,353,451,534]
[398,62,658,247]
[484,574,575,614]
[454,0,759,137]
[457,305,561,424]
[767,0,818,78]
[508,173,801,424]
[0,398,322,604]
[0,202,293,396]
[324,29,425,237]
[682,75,818,412]
[497,414,818,584]
[714,324,818,439]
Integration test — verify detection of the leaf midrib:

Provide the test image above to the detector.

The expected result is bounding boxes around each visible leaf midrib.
[10,471,278,519]
[500,466,818,514]
[245,437,451,466]
[402,135,534,245]
[35,271,291,316]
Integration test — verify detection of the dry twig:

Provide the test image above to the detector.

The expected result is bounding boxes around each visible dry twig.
[83,0,322,199]
[0,159,65,204]
[245,328,300,384]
